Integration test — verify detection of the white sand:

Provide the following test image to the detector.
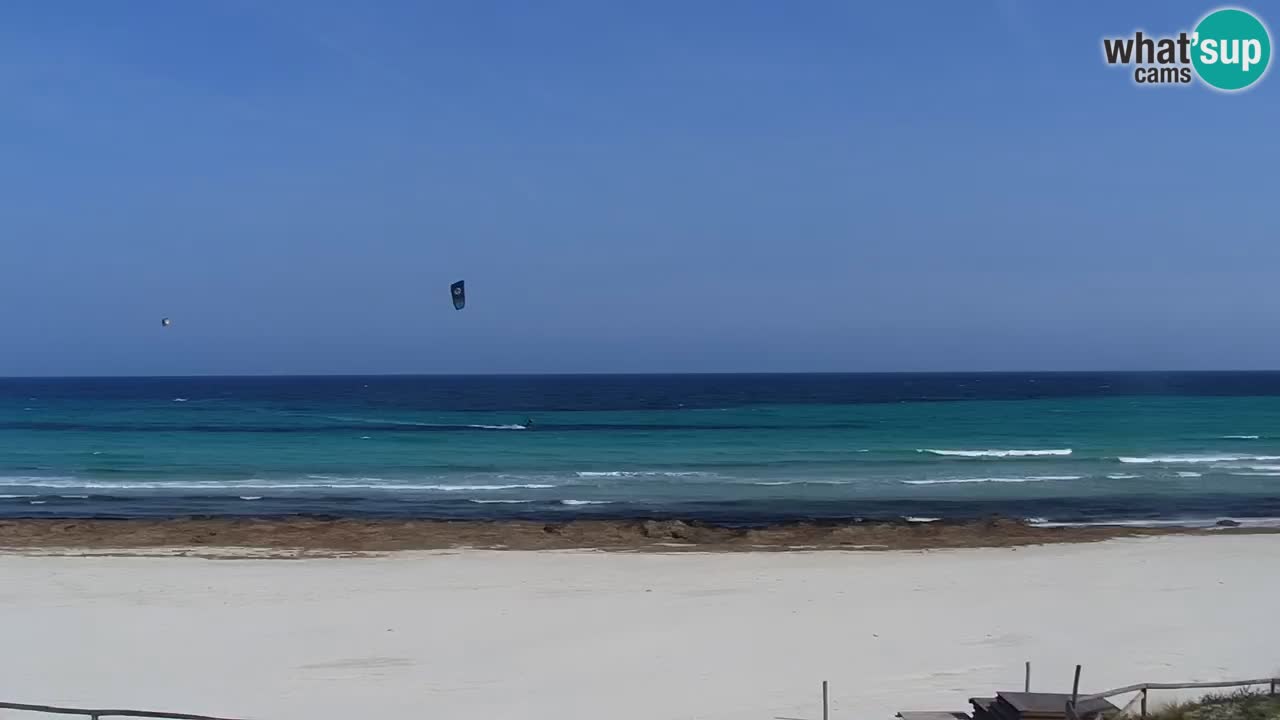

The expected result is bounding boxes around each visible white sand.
[1,535,1278,720]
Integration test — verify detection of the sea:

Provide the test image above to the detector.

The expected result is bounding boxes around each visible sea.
[3,373,1280,527]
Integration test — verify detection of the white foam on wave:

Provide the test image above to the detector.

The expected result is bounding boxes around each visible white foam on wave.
[0,476,556,492]
[1221,435,1260,440]
[1231,472,1280,477]
[0,476,78,486]
[0,494,37,499]
[1176,471,1202,478]
[1106,473,1141,480]
[239,496,262,501]
[327,416,436,427]
[469,499,534,504]
[340,482,557,492]
[560,499,611,506]
[172,398,188,402]
[902,475,1080,485]
[751,480,851,486]
[1217,463,1280,472]
[1031,517,1280,530]
[917,448,1072,458]
[325,416,525,430]
[575,470,710,478]
[1118,454,1280,464]
[905,516,941,523]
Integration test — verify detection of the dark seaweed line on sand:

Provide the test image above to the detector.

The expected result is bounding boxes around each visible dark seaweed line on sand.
[4,494,1280,526]
[0,516,1274,553]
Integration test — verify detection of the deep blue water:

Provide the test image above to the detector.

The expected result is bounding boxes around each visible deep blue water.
[3,373,1280,526]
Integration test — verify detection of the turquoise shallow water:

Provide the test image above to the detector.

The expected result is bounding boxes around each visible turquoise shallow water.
[2,374,1280,524]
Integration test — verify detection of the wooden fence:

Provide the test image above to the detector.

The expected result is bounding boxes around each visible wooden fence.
[1065,664,1279,720]
[8,667,1277,720]
[0,700,246,720]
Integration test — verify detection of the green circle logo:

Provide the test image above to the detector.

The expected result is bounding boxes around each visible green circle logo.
[1192,7,1271,91]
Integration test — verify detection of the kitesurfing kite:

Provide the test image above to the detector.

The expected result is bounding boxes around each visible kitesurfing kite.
[161,317,171,327]
[450,280,465,310]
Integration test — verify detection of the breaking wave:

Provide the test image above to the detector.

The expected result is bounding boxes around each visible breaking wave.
[0,476,556,492]
[1118,454,1280,464]
[750,480,851,486]
[333,416,528,431]
[575,470,711,478]
[1030,517,1280,530]
[917,449,1072,458]
[902,475,1080,485]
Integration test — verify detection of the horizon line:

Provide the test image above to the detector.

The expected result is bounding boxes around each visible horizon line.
[5,368,1280,380]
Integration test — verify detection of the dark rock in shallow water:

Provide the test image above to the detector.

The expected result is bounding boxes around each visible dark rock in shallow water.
[640,519,690,540]
[1216,519,1241,527]
[982,515,1025,530]
[829,526,864,544]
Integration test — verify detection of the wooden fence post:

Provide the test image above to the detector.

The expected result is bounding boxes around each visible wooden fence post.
[1072,664,1082,702]
[1140,688,1148,718]
[823,680,829,720]
[1025,662,1031,692]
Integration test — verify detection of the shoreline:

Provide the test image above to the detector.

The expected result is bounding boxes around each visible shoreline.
[1,515,1274,553]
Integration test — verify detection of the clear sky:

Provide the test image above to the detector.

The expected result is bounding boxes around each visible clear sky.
[1,1,1276,375]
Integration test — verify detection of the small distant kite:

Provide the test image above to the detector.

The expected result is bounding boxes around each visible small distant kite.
[450,280,465,310]
[161,318,171,327]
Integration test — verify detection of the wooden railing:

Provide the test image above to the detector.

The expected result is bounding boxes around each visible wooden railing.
[0,700,247,720]
[1064,665,1279,719]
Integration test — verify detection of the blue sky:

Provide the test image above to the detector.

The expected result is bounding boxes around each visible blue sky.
[1,1,1276,375]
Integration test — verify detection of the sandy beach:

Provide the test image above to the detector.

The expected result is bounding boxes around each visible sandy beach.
[1,534,1277,720]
